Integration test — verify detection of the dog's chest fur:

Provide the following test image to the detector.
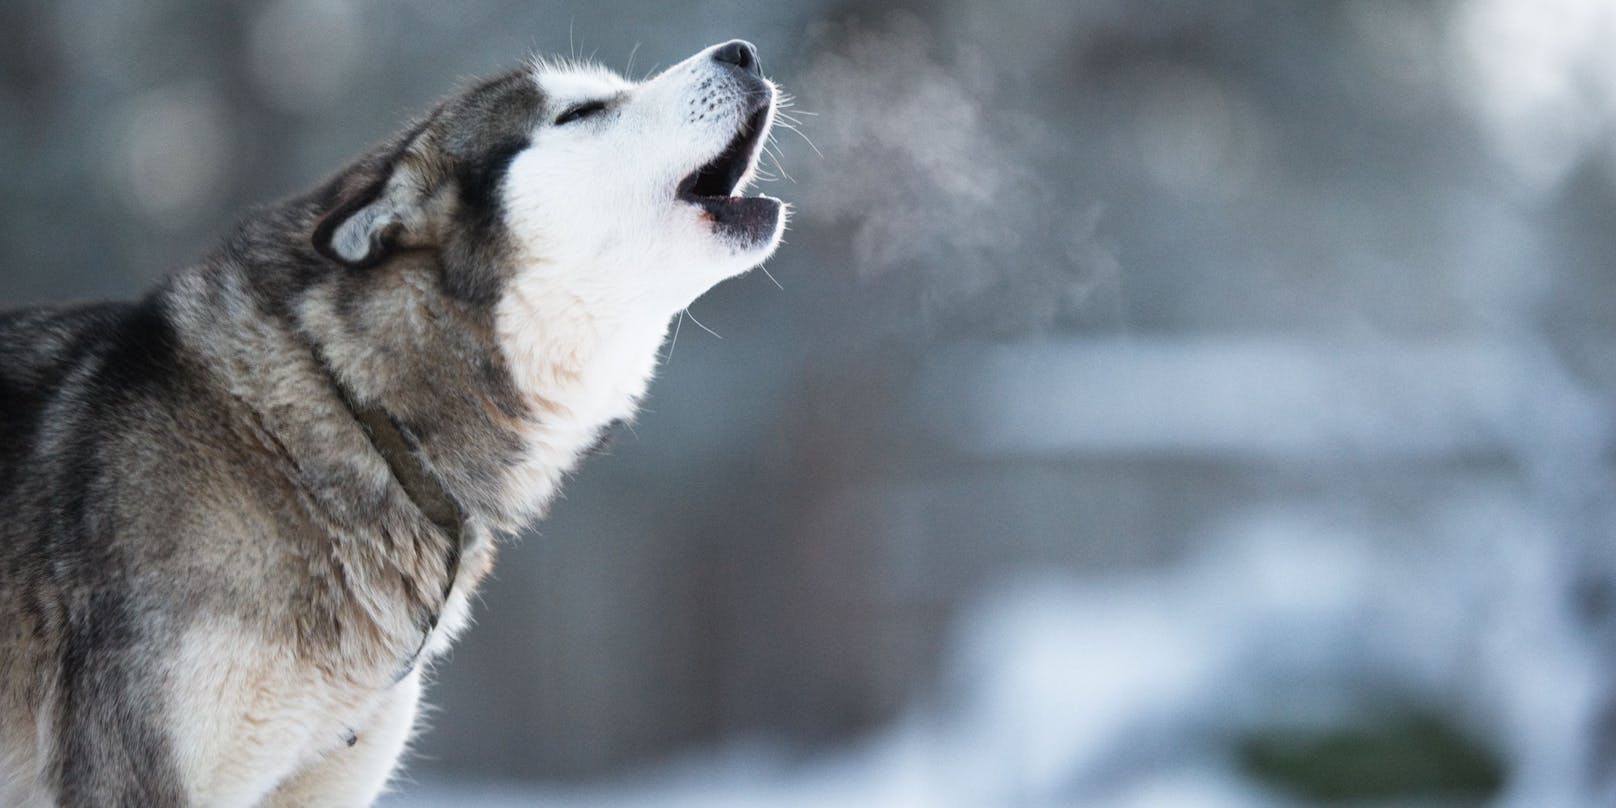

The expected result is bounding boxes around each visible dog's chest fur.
[155,265,672,806]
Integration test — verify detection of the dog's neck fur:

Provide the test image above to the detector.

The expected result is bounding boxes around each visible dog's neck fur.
[299,264,665,538]
[172,218,667,545]
[489,264,670,526]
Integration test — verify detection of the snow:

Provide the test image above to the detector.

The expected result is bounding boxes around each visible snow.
[919,337,1609,465]
[389,491,1605,807]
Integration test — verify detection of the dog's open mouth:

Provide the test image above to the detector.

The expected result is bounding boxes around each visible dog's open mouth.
[677,104,782,242]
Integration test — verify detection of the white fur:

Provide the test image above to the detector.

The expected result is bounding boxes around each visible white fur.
[161,623,422,807]
[491,44,784,524]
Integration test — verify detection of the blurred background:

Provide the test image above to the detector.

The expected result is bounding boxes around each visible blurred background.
[4,1,1616,805]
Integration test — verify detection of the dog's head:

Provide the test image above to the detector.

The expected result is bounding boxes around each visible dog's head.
[311,40,786,320]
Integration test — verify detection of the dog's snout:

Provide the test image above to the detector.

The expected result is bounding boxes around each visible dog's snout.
[712,40,762,77]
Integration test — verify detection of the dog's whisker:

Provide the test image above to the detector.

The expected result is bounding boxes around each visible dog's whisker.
[666,310,685,360]
[773,98,819,117]
[763,142,796,183]
[683,309,723,340]
[775,111,815,128]
[625,42,642,77]
[759,263,785,291]
[774,122,824,159]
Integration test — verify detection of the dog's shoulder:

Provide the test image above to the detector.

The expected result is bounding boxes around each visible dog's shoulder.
[0,302,125,388]
[0,303,129,484]
[0,296,183,387]
[0,297,185,446]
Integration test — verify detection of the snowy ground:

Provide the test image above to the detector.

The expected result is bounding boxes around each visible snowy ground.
[386,495,1605,807]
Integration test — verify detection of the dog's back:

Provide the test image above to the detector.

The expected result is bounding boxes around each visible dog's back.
[0,299,205,806]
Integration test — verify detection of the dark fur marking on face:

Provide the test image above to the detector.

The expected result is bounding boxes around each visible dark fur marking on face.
[443,134,530,307]
[455,137,530,218]
[438,73,544,307]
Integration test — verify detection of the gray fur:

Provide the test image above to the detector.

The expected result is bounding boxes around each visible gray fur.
[0,66,620,806]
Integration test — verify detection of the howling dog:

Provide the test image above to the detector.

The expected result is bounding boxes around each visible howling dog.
[0,40,786,807]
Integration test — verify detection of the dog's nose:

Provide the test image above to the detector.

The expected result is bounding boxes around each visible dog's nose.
[712,40,762,77]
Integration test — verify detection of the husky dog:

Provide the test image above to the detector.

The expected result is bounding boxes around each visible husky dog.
[0,40,785,807]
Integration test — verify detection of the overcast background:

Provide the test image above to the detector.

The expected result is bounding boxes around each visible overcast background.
[4,1,1616,805]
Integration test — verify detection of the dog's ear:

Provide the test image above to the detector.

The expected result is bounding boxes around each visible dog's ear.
[313,149,443,268]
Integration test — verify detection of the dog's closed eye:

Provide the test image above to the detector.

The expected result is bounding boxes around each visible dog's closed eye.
[554,100,608,126]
